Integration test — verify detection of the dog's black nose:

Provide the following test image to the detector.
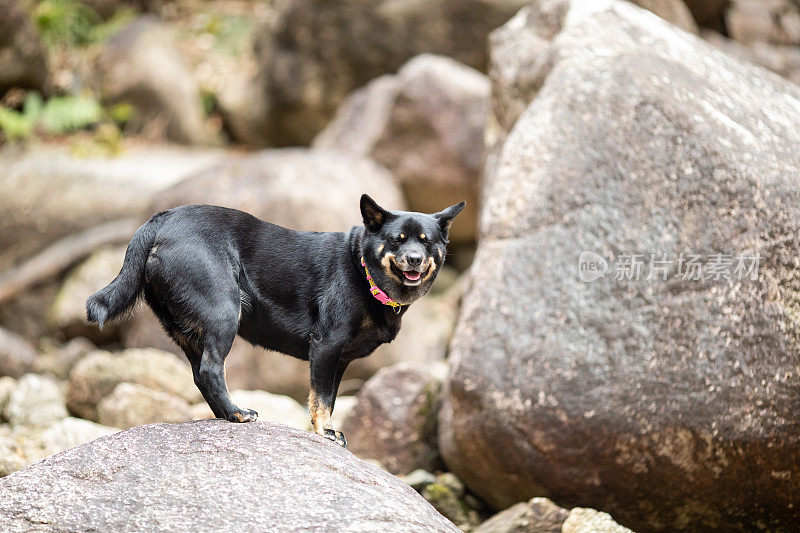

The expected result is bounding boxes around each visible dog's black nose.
[406,253,423,268]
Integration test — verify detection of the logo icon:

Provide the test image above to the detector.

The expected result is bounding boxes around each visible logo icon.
[578,251,608,282]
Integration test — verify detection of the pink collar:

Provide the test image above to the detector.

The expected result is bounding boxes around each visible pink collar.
[361,256,402,313]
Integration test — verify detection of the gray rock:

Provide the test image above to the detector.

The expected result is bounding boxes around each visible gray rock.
[97,383,193,429]
[474,498,569,533]
[0,420,459,532]
[421,472,479,528]
[440,0,800,531]
[342,362,442,475]
[38,417,118,452]
[0,0,48,95]
[247,0,529,146]
[3,374,67,428]
[67,348,199,421]
[31,337,96,380]
[562,508,634,533]
[315,54,489,244]
[0,328,36,379]
[96,16,218,145]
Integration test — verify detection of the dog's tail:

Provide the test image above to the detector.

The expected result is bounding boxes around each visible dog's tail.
[86,216,160,330]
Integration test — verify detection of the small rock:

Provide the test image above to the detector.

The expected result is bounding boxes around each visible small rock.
[342,362,442,475]
[31,338,96,380]
[0,328,37,378]
[726,0,800,46]
[0,378,16,415]
[561,508,633,533]
[401,469,438,491]
[630,0,698,33]
[422,472,480,528]
[67,348,199,421]
[188,390,309,430]
[97,383,193,429]
[474,497,569,533]
[3,374,67,428]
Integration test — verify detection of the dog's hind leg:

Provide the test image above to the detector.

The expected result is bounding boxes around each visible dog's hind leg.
[191,305,258,423]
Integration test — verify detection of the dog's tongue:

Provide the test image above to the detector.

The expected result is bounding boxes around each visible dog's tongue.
[404,270,421,281]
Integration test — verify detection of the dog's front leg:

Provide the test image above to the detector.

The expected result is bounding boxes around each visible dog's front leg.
[308,334,348,447]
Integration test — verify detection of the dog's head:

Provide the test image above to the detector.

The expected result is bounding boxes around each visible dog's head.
[359,194,465,305]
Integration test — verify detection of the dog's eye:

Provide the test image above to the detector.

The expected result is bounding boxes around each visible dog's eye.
[419,233,426,241]
[398,233,406,242]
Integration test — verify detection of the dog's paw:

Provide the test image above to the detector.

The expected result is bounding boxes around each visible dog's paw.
[323,428,347,448]
[227,408,258,423]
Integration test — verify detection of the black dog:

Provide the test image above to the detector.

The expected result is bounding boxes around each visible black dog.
[86,194,464,446]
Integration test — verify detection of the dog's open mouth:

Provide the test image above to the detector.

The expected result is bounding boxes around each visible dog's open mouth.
[390,261,429,285]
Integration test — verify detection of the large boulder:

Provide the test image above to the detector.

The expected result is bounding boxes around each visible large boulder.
[474,497,569,533]
[0,420,459,531]
[96,16,218,145]
[342,362,445,475]
[440,1,800,531]
[0,143,224,272]
[67,348,199,421]
[0,0,49,95]
[244,0,529,146]
[315,54,488,245]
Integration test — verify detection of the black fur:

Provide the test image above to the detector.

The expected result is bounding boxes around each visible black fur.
[86,194,464,445]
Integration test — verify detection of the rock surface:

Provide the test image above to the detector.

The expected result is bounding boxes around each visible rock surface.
[440,0,800,531]
[315,54,488,244]
[0,0,49,95]
[343,362,443,475]
[0,420,459,532]
[474,497,569,533]
[250,0,529,145]
[726,0,800,45]
[31,337,95,380]
[96,16,217,145]
[0,328,37,378]
[67,348,198,421]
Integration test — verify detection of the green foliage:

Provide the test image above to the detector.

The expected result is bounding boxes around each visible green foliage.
[33,0,137,48]
[33,0,99,48]
[0,92,108,141]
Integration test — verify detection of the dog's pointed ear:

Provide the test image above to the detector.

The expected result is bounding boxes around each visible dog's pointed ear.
[434,201,466,236]
[360,194,390,232]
